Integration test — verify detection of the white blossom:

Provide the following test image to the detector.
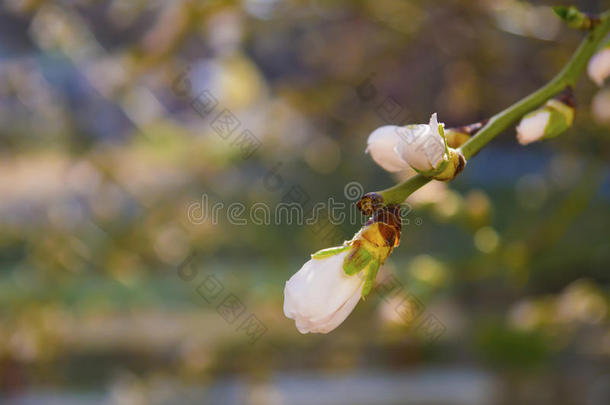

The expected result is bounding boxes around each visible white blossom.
[283,251,364,334]
[395,113,447,172]
[588,47,610,87]
[366,114,448,173]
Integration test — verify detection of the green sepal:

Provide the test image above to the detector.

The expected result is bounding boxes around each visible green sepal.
[543,109,569,139]
[414,147,465,181]
[342,248,373,275]
[361,258,381,298]
[542,99,574,139]
[438,123,450,155]
[547,99,574,126]
[311,245,351,259]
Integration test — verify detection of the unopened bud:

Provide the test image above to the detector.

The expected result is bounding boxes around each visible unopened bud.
[444,129,470,149]
[432,148,466,181]
[366,113,468,180]
[444,119,488,148]
[356,192,384,216]
[516,90,575,145]
[552,6,599,30]
[588,44,610,87]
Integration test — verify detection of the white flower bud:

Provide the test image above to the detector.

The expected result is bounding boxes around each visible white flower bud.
[365,114,464,179]
[592,88,610,125]
[395,113,447,172]
[588,46,610,86]
[365,125,410,172]
[516,110,551,145]
[516,98,575,145]
[283,250,364,334]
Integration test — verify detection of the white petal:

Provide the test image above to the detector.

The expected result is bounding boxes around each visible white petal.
[427,113,446,167]
[366,126,410,172]
[299,285,363,334]
[394,114,446,171]
[283,250,365,334]
[429,113,440,136]
[588,47,610,87]
[516,110,550,145]
[284,251,359,320]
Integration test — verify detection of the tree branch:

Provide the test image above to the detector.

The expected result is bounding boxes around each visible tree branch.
[377,10,610,206]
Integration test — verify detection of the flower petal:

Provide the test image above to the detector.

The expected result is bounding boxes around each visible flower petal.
[300,284,363,334]
[588,47,610,87]
[283,250,365,334]
[394,115,446,171]
[366,126,410,172]
[516,110,550,145]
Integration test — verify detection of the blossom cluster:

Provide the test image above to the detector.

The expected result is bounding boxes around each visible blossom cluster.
[282,25,610,335]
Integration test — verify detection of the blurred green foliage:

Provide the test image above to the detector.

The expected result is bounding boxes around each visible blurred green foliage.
[0,0,609,404]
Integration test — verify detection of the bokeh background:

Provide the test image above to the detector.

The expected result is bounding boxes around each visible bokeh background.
[1,0,610,404]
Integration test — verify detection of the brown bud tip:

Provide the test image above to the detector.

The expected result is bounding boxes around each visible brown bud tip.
[356,192,384,216]
[454,152,467,177]
[454,118,489,136]
[555,86,576,108]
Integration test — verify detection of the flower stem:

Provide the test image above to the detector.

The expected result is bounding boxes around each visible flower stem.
[377,11,610,206]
